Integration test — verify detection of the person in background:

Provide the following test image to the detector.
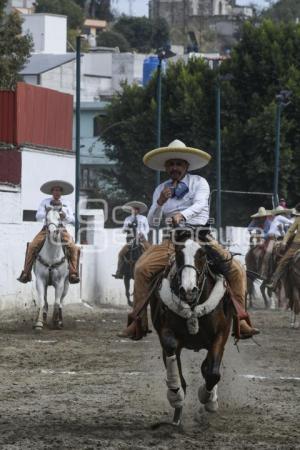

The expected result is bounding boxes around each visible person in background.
[113,201,150,279]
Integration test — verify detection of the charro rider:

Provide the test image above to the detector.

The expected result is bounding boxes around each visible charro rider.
[17,180,80,284]
[113,201,151,279]
[260,205,292,280]
[118,139,259,339]
[269,203,300,290]
[247,207,272,244]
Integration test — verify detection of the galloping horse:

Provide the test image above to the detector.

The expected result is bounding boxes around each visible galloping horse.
[34,207,70,330]
[282,253,300,328]
[122,221,144,307]
[123,237,144,307]
[245,241,284,309]
[150,227,233,425]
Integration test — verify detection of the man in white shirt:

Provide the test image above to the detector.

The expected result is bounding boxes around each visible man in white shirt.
[119,139,259,340]
[18,180,80,284]
[260,206,293,279]
[113,201,150,279]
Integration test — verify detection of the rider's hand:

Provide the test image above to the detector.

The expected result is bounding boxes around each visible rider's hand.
[157,186,173,206]
[280,242,287,252]
[172,213,185,225]
[59,211,66,220]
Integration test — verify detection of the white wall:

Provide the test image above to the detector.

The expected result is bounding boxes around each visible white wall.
[40,60,76,97]
[22,14,67,54]
[21,148,75,212]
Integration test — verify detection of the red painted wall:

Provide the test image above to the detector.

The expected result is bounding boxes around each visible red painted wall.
[0,83,73,151]
[0,150,21,185]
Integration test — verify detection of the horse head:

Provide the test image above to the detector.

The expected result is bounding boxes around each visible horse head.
[172,228,206,306]
[45,206,62,243]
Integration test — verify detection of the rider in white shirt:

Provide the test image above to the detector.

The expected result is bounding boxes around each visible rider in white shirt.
[119,139,259,340]
[113,201,150,279]
[260,206,292,279]
[17,180,80,284]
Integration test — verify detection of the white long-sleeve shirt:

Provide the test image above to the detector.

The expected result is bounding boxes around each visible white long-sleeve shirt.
[122,214,149,240]
[267,215,293,238]
[148,173,210,227]
[36,197,75,225]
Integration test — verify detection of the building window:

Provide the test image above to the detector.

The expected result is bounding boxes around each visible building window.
[23,210,37,221]
[93,114,104,137]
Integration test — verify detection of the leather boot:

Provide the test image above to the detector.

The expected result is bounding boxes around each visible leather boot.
[240,320,260,339]
[17,271,32,283]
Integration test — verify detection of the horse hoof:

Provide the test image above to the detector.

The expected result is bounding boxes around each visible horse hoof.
[198,385,218,412]
[293,321,299,329]
[167,388,185,409]
[34,325,43,332]
[172,407,183,426]
[204,399,219,413]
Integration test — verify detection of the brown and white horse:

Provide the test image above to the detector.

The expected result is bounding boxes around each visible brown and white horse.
[150,228,233,425]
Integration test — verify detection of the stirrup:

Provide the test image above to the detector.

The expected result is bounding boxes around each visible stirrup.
[69,274,80,284]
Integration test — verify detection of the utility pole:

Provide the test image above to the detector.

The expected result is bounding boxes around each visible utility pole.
[75,36,82,242]
[273,90,291,207]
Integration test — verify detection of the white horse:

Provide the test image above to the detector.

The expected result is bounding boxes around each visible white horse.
[33,207,69,331]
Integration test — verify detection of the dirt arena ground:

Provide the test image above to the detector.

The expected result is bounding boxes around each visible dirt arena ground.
[0,303,299,450]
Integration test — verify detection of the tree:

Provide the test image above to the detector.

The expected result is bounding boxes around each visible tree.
[99,20,300,226]
[73,0,113,21]
[36,0,84,29]
[262,0,300,23]
[113,15,170,53]
[0,1,32,90]
[97,30,130,51]
[99,58,215,206]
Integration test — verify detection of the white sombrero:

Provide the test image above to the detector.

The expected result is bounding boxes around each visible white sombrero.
[143,139,211,172]
[122,201,148,214]
[271,205,291,216]
[250,207,272,218]
[40,180,74,195]
[291,206,300,216]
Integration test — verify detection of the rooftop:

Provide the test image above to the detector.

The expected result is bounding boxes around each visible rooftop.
[20,53,76,76]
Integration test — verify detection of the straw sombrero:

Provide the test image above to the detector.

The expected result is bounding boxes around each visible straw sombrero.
[143,139,211,172]
[40,180,74,195]
[250,207,272,218]
[291,204,300,216]
[271,205,291,216]
[122,201,148,214]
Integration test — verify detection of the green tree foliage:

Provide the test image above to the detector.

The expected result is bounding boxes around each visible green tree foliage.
[99,20,300,225]
[97,30,130,51]
[73,0,113,21]
[36,0,84,29]
[0,1,32,89]
[262,0,300,22]
[99,59,215,205]
[113,15,170,53]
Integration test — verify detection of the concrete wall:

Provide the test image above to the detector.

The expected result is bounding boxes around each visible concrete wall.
[40,61,76,97]
[22,14,67,54]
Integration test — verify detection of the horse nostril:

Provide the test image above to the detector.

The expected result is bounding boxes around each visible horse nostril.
[179,286,185,298]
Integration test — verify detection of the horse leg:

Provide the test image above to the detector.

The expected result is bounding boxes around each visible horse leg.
[124,277,132,307]
[260,282,270,309]
[199,333,228,413]
[161,329,185,425]
[43,288,48,325]
[52,281,65,329]
[34,278,45,331]
[291,287,300,329]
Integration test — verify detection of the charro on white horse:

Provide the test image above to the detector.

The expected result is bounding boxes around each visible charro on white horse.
[34,206,69,331]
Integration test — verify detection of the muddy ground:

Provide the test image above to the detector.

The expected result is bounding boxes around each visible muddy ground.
[0,303,299,450]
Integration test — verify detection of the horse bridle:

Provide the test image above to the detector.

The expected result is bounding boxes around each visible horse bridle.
[172,258,209,309]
